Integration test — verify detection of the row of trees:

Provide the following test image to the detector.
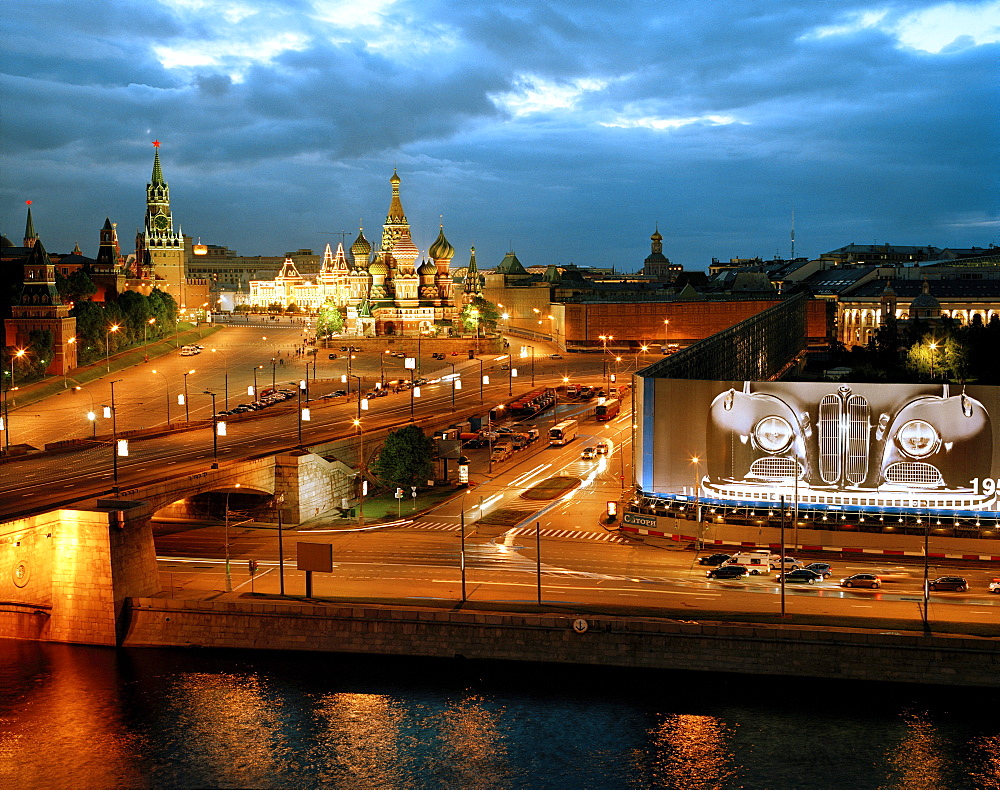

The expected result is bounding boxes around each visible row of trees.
[71,289,179,366]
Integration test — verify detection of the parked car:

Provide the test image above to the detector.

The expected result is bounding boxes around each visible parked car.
[581,446,596,460]
[804,562,834,578]
[697,553,732,566]
[928,576,968,592]
[776,568,823,584]
[840,573,881,589]
[707,565,749,580]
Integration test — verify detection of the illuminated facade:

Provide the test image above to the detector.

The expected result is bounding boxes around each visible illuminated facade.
[240,171,461,336]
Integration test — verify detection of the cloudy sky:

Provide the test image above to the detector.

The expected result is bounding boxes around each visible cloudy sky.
[2,0,997,272]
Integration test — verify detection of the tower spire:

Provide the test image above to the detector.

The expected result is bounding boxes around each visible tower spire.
[151,140,165,185]
[23,200,37,248]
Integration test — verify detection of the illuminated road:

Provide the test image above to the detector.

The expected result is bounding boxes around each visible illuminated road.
[0,331,640,520]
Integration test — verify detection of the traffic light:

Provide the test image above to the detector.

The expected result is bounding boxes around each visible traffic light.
[248,559,258,575]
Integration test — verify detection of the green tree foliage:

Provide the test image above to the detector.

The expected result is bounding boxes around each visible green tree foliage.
[458,296,500,334]
[55,268,97,303]
[370,425,435,489]
[316,299,344,336]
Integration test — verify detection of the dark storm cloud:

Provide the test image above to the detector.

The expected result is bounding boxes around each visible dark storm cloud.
[2,0,996,267]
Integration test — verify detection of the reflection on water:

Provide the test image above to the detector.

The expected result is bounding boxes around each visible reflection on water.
[643,713,738,790]
[312,692,408,787]
[0,639,997,790]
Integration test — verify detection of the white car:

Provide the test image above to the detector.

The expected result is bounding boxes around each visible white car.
[989,579,1000,594]
[770,556,803,571]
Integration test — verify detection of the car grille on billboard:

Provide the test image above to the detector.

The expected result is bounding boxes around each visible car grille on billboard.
[750,457,800,480]
[884,462,943,486]
[819,392,870,486]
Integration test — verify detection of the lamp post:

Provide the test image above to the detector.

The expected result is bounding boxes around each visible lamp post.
[274,493,285,595]
[75,386,97,437]
[251,365,262,404]
[506,354,513,396]
[110,379,123,492]
[64,337,76,388]
[143,317,155,362]
[691,455,702,551]
[271,357,277,392]
[182,370,194,421]
[353,418,365,528]
[599,334,613,390]
[476,357,485,403]
[223,488,235,593]
[150,370,171,425]
[928,341,938,380]
[663,318,670,350]
[449,362,458,409]
[380,350,389,388]
[204,390,220,468]
[296,383,310,448]
[105,324,119,372]
[922,515,931,633]
[341,374,362,418]
[211,348,230,410]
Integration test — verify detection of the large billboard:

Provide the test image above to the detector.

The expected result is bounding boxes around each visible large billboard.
[637,379,1000,515]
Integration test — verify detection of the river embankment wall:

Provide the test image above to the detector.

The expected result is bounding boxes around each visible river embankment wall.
[123,597,1000,688]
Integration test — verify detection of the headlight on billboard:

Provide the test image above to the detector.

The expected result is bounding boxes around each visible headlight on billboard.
[896,419,940,458]
[753,416,793,453]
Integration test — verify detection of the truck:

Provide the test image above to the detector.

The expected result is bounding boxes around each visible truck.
[491,440,514,462]
[725,551,775,575]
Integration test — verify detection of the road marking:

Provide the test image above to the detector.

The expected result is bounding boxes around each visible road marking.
[851,605,874,608]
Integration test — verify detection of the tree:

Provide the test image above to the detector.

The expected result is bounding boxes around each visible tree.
[370,425,435,489]
[458,296,500,334]
[316,299,344,336]
[55,268,97,304]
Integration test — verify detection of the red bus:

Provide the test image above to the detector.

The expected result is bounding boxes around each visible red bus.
[595,398,620,421]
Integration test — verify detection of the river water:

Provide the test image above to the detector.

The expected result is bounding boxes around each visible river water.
[1,639,997,790]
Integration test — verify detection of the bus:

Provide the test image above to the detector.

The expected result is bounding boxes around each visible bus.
[595,398,620,421]
[549,419,579,446]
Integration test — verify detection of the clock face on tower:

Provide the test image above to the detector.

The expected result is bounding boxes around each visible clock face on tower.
[154,215,169,231]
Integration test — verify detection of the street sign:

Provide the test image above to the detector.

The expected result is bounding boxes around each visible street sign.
[395,488,403,499]
[296,542,333,572]
[411,485,417,498]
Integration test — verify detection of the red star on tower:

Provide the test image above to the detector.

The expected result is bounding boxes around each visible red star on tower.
[152,140,161,148]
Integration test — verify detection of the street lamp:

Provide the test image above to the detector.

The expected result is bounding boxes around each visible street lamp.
[143,317,156,362]
[341,374,363,418]
[691,455,702,550]
[251,365,262,404]
[928,341,938,380]
[182,369,194,421]
[353,418,365,528]
[448,362,459,408]
[663,318,670,350]
[150,370,172,425]
[520,346,535,386]
[270,357,277,392]
[296,382,311,448]
[204,390,221,468]
[110,379,124,492]
[474,357,486,403]
[599,335,613,389]
[380,349,390,388]
[74,386,98,437]
[506,354,513,396]
[105,324,119,372]
[211,348,230,410]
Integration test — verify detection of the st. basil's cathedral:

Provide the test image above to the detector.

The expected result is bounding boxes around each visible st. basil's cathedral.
[240,170,480,336]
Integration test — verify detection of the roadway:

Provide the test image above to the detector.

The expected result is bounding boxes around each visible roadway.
[0,327,646,520]
[152,409,1000,635]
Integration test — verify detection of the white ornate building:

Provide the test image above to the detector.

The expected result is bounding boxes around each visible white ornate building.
[240,171,469,336]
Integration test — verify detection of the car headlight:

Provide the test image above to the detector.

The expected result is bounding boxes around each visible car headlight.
[895,419,940,458]
[753,416,793,453]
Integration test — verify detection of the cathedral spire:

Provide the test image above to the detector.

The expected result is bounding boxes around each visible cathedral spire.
[382,169,409,254]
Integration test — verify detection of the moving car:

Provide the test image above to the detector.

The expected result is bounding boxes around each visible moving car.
[707,565,749,580]
[840,573,881,589]
[581,447,596,460]
[549,354,563,359]
[989,579,1000,594]
[776,568,823,584]
[770,556,803,571]
[596,441,609,455]
[804,562,834,578]
[697,553,732,566]
[928,576,968,592]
